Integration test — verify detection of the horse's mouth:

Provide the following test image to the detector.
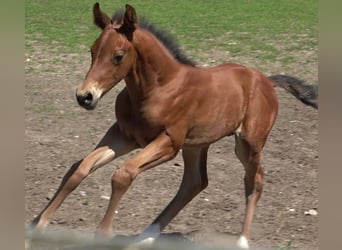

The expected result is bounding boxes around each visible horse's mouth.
[81,102,97,110]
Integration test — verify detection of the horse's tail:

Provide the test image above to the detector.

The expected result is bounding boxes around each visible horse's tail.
[268,74,318,109]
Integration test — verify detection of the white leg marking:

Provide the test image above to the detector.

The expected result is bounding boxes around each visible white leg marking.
[237,235,249,249]
[25,239,30,250]
[122,224,160,250]
[122,237,156,250]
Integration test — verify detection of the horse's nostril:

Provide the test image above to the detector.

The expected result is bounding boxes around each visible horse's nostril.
[76,91,95,110]
[84,92,93,105]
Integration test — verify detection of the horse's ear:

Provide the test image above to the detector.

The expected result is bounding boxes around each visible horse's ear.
[117,4,137,40]
[93,2,112,30]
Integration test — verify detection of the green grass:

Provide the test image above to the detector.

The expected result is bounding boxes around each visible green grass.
[278,240,294,250]
[32,103,56,113]
[26,0,317,62]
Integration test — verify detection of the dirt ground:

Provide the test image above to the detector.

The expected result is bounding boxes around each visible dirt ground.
[25,42,318,249]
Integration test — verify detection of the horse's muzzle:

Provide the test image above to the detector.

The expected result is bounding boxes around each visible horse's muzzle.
[76,92,97,110]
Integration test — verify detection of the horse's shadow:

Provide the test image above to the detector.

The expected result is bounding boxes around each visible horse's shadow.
[60,232,195,250]
[59,231,243,250]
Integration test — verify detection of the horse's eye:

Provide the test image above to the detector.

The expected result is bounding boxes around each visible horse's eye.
[113,53,124,64]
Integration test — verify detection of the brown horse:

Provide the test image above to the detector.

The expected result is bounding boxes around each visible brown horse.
[29,3,317,249]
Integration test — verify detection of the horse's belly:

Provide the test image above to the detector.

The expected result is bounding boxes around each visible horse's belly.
[184,121,239,146]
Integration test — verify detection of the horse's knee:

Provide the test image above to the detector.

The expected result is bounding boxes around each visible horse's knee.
[111,167,136,190]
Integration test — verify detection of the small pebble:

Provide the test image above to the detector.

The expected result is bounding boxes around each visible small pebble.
[304,209,318,216]
[101,195,110,200]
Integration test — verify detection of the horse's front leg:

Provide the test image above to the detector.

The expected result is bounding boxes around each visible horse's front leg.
[97,131,180,237]
[135,146,209,244]
[29,122,138,232]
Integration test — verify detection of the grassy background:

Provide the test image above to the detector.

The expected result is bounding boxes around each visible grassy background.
[25,0,317,74]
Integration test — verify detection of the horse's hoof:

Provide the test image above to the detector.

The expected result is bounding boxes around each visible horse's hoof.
[237,236,249,249]
[122,237,156,250]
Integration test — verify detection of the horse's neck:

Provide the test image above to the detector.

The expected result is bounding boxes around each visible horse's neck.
[136,29,180,81]
[125,29,181,107]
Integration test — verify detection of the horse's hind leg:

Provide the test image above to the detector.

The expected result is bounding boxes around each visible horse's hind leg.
[234,134,265,249]
[29,123,137,232]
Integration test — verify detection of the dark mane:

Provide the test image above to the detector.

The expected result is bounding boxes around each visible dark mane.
[112,10,196,66]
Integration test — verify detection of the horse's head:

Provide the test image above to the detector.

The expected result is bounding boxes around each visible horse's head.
[76,3,137,110]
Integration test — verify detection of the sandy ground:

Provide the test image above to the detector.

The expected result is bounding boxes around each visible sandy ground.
[25,42,318,250]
